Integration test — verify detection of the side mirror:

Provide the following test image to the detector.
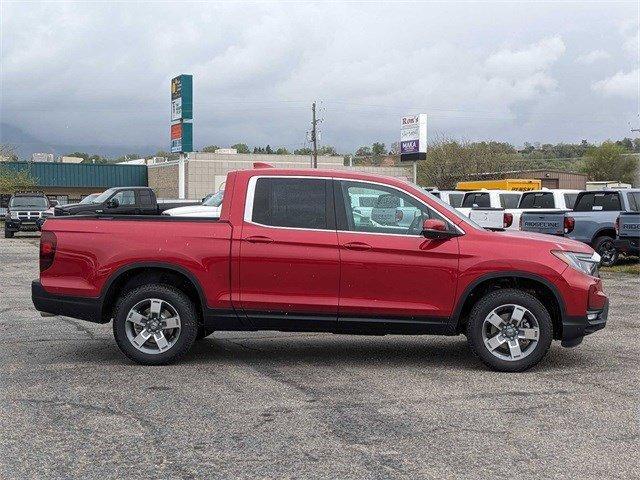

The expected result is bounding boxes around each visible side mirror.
[107,198,120,209]
[49,200,59,207]
[422,218,459,240]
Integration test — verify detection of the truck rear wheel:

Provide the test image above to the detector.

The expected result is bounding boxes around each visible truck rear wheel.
[593,236,618,267]
[4,229,14,238]
[466,289,553,372]
[113,284,198,365]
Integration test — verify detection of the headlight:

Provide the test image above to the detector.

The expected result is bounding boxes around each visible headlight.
[552,250,600,277]
[10,211,19,219]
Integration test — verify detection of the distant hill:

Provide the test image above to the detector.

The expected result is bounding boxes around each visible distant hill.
[0,123,158,160]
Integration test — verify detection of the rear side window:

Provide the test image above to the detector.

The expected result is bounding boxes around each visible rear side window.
[564,193,578,209]
[251,178,328,229]
[139,191,153,206]
[499,194,521,209]
[627,192,640,211]
[519,192,554,209]
[448,193,464,208]
[462,193,490,208]
[574,192,621,212]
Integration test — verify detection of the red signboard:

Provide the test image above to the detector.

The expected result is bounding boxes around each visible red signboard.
[170,123,182,140]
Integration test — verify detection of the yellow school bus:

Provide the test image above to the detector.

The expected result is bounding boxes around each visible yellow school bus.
[455,179,542,192]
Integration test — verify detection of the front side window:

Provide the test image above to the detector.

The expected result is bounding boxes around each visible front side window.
[112,190,135,206]
[339,181,446,235]
[519,192,554,209]
[462,192,490,208]
[499,193,521,209]
[251,178,327,229]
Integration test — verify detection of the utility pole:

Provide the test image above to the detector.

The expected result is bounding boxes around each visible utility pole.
[311,102,318,168]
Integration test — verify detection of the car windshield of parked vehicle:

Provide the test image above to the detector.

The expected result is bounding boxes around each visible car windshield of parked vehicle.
[203,190,224,207]
[79,194,100,204]
[9,196,48,208]
[519,192,554,209]
[574,192,621,212]
[92,188,117,203]
[461,192,490,208]
[425,192,482,230]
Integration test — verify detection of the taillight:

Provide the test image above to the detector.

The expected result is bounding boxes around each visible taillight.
[395,210,403,222]
[519,214,523,229]
[503,213,513,228]
[40,231,57,271]
[615,216,619,235]
[564,216,575,234]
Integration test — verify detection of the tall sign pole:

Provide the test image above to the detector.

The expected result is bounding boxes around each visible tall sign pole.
[399,114,427,184]
[170,74,193,156]
[311,102,318,168]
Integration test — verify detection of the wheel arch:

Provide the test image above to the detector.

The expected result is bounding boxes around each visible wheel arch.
[451,271,566,339]
[590,227,616,245]
[100,262,206,324]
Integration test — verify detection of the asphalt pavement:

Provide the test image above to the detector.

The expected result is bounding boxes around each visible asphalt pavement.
[1,232,638,479]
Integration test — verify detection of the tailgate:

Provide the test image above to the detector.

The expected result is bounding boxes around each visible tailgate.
[520,210,568,235]
[619,212,640,239]
[469,208,504,230]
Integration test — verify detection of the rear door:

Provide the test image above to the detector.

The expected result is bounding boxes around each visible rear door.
[238,176,339,330]
[335,179,460,332]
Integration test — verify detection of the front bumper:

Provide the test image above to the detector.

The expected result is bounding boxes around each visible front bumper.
[561,299,609,347]
[5,219,42,232]
[614,238,639,256]
[31,280,103,323]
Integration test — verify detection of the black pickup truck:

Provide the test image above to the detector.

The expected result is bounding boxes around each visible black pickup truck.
[53,187,199,217]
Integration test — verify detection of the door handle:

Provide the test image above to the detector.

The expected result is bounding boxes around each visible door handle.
[342,241,372,251]
[245,235,274,244]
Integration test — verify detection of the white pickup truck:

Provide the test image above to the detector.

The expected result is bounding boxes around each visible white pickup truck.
[162,190,225,218]
[511,189,580,230]
[457,190,522,230]
[429,190,465,208]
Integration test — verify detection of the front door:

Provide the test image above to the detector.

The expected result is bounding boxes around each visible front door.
[238,176,339,331]
[335,180,460,333]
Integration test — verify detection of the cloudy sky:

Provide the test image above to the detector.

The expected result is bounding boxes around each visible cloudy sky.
[1,0,638,154]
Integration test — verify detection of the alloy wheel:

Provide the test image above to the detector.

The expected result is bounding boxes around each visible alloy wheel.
[124,298,181,354]
[481,304,540,362]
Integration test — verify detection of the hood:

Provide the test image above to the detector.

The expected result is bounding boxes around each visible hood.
[55,203,99,215]
[495,229,593,254]
[163,205,220,217]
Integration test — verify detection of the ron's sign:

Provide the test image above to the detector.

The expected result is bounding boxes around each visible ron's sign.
[400,114,427,162]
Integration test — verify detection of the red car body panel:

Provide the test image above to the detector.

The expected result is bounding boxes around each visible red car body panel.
[36,167,608,344]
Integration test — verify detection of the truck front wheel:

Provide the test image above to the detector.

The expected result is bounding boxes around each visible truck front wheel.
[466,289,553,372]
[113,284,198,365]
[4,229,14,238]
[593,236,618,267]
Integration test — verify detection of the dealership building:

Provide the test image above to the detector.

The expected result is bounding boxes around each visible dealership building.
[148,152,412,200]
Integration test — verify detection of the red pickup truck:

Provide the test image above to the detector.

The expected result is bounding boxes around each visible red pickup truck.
[32,167,608,371]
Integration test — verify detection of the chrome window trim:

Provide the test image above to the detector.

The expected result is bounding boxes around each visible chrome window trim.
[244,175,466,236]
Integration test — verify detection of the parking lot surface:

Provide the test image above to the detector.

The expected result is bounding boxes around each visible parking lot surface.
[1,233,638,479]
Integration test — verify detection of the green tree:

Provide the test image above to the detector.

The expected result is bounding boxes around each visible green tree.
[0,165,36,193]
[231,143,250,154]
[318,145,338,156]
[371,142,386,156]
[583,141,638,184]
[202,145,219,153]
[275,147,289,155]
[355,146,372,157]
[294,147,313,155]
[265,145,273,154]
[1,144,18,161]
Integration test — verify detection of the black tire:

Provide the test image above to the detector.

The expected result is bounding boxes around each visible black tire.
[466,288,553,372]
[593,236,618,267]
[113,284,198,365]
[4,229,14,238]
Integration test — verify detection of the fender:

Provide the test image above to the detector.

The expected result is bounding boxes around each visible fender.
[590,226,616,245]
[449,270,567,328]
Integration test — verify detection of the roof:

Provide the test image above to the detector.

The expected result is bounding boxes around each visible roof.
[0,162,148,188]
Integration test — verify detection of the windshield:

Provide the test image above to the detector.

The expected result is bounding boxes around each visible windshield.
[203,190,224,207]
[80,194,100,204]
[92,188,117,203]
[9,196,48,208]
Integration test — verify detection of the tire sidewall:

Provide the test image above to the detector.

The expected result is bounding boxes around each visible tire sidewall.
[113,284,198,365]
[467,289,553,372]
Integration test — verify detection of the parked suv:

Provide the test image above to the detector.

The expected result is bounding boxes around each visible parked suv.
[4,192,55,238]
[33,167,608,372]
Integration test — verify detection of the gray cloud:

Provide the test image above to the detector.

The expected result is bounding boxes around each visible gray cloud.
[1,0,638,154]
